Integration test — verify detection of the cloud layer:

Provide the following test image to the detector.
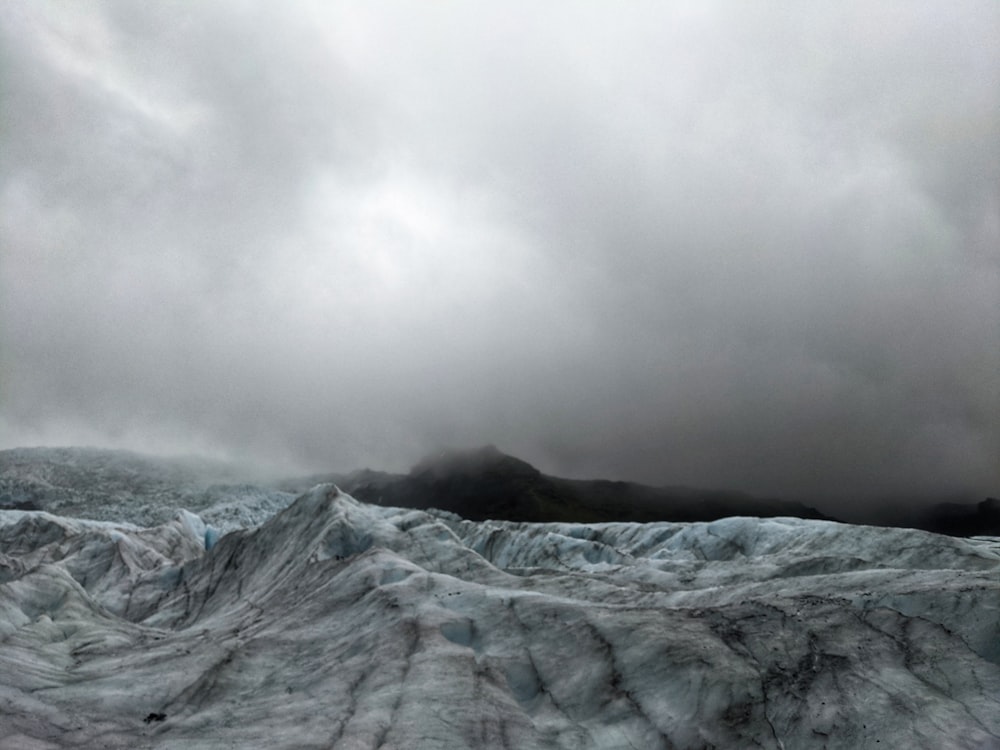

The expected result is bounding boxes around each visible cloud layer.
[2,1,998,513]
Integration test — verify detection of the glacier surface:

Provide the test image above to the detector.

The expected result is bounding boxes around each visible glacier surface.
[1,484,999,749]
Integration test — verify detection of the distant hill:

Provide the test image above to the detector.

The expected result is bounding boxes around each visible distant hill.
[5,446,996,536]
[282,445,834,525]
[912,497,1000,537]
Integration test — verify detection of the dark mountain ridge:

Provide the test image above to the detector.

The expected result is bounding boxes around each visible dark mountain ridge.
[283,446,1000,536]
[4,446,997,536]
[288,445,834,525]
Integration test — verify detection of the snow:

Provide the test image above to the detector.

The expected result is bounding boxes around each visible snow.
[0,483,998,748]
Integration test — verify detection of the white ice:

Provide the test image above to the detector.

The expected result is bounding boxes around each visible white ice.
[0,486,998,749]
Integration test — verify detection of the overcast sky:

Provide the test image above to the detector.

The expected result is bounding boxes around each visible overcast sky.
[1,1,997,512]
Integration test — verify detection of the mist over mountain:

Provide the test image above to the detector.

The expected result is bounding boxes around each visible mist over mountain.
[296,444,832,525]
[6,446,997,538]
[2,2,997,519]
[280,445,1000,537]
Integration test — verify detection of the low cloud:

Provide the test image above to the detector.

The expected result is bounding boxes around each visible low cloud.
[1,1,997,514]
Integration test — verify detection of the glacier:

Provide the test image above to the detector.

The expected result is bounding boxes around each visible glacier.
[1,482,999,749]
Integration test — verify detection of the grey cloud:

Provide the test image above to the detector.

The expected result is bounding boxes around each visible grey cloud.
[1,1,997,515]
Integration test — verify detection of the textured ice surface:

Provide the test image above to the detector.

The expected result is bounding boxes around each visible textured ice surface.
[0,486,998,749]
[0,447,296,528]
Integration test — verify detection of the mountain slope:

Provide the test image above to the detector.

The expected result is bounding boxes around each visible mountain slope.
[319,445,833,524]
[10,446,996,536]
